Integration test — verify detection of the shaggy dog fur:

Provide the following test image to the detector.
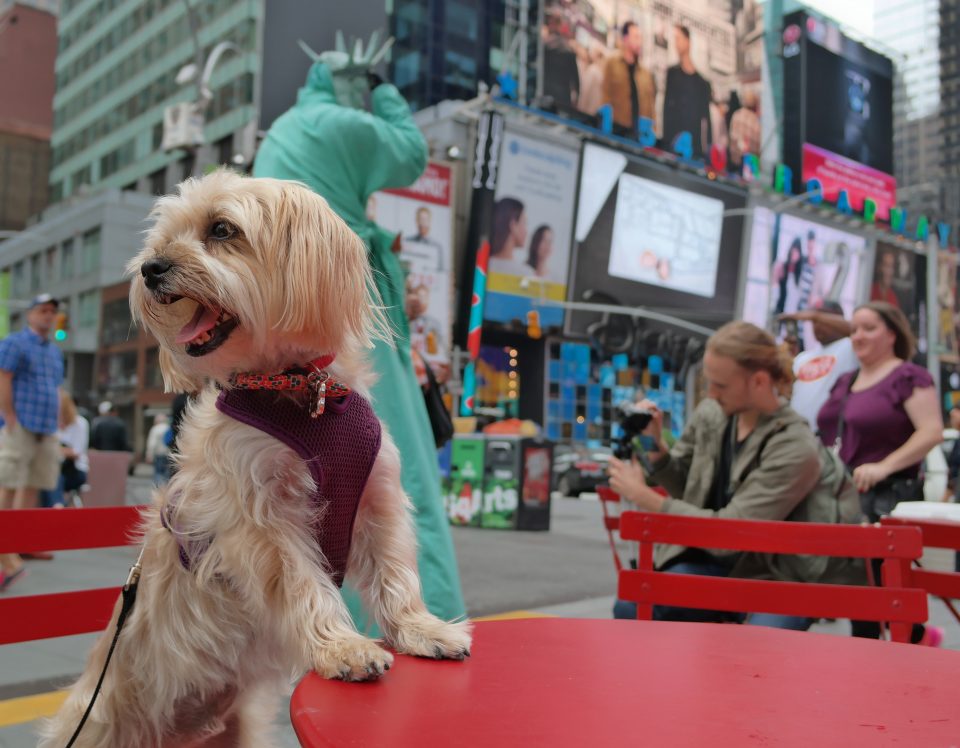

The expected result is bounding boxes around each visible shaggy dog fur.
[40,171,472,748]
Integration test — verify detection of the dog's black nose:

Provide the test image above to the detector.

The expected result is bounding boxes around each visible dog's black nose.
[141,258,172,289]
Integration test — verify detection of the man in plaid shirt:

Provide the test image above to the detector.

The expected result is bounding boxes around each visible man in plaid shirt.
[0,294,64,587]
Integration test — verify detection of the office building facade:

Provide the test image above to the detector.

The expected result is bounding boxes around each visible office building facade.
[50,0,260,202]
[874,0,943,220]
[0,3,57,231]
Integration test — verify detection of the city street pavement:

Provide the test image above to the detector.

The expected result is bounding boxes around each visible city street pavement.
[1,476,958,746]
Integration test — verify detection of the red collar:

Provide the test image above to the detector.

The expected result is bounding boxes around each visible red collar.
[229,354,350,417]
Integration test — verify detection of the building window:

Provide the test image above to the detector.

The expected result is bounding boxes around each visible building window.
[78,289,99,328]
[62,239,75,278]
[180,153,195,181]
[81,228,101,273]
[149,168,166,196]
[145,347,165,390]
[29,255,41,293]
[73,165,91,189]
[11,261,25,298]
[98,350,138,391]
[45,247,57,284]
[101,297,133,347]
[216,134,233,166]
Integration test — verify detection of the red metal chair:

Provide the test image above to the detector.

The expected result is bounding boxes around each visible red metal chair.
[597,484,670,573]
[880,516,960,625]
[596,485,625,572]
[618,511,928,643]
[0,506,145,645]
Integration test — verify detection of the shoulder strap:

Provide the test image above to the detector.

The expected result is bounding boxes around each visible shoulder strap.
[832,369,860,455]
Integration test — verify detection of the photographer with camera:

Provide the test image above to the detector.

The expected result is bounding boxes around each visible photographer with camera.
[608,321,859,627]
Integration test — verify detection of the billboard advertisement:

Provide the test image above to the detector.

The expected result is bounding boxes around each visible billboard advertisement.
[782,11,894,196]
[540,0,764,169]
[483,130,579,329]
[802,144,897,221]
[871,242,928,355]
[937,251,958,363]
[369,162,454,372]
[741,211,867,353]
[567,141,747,336]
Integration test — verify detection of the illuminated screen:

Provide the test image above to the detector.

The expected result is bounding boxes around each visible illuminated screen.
[566,142,747,336]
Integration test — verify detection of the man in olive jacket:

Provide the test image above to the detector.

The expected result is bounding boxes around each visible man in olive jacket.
[608,322,861,625]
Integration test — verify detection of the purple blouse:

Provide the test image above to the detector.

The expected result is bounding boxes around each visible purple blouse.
[817,362,934,476]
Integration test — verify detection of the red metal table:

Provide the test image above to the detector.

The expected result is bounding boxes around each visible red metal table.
[290,618,960,747]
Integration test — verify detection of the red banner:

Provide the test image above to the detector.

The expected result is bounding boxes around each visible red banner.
[802,144,896,221]
[384,163,451,206]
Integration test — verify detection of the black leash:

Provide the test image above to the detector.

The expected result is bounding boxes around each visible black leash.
[65,547,144,748]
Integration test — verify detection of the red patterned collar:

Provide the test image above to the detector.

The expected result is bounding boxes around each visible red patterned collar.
[229,355,350,417]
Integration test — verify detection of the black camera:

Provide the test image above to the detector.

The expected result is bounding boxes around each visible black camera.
[613,403,654,460]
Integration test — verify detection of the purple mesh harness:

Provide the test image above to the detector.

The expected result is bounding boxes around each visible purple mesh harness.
[161,388,381,587]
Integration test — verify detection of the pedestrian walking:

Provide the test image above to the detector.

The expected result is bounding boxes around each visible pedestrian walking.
[0,293,65,585]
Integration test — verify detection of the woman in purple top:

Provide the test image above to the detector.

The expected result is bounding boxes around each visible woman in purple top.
[817,301,943,645]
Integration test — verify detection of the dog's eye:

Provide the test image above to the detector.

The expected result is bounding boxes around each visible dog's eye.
[209,221,235,241]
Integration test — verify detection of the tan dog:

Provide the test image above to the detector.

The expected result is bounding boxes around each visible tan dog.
[41,171,471,748]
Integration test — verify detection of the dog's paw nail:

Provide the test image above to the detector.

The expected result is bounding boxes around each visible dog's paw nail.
[432,646,445,659]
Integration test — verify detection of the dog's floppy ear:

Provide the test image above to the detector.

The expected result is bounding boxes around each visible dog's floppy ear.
[270,181,390,354]
[158,347,205,394]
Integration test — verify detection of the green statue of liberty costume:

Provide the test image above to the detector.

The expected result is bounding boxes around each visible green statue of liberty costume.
[252,36,465,628]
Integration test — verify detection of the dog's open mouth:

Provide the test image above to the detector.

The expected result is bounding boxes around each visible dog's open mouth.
[158,295,238,357]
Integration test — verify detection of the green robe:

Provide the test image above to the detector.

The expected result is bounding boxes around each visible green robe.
[253,63,465,627]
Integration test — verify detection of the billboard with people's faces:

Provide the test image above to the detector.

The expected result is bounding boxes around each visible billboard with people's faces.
[740,212,867,353]
[483,130,579,328]
[368,162,454,374]
[871,241,928,356]
[539,0,764,171]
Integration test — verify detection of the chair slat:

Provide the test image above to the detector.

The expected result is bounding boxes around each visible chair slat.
[620,511,922,559]
[619,570,928,624]
[0,506,144,553]
[880,516,960,551]
[909,568,960,600]
[0,588,120,645]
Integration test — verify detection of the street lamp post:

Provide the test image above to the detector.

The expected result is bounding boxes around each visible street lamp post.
[161,0,241,173]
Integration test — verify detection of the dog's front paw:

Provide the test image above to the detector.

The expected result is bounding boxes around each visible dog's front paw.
[313,636,394,682]
[388,616,473,661]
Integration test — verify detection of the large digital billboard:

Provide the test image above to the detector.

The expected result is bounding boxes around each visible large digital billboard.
[741,211,868,353]
[782,11,894,196]
[566,142,747,336]
[540,0,764,170]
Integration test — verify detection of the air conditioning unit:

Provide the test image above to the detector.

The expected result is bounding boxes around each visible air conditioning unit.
[161,102,205,152]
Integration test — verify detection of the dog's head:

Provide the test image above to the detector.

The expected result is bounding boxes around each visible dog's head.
[129,170,387,392]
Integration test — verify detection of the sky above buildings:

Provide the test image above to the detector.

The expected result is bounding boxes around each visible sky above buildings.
[802,0,875,36]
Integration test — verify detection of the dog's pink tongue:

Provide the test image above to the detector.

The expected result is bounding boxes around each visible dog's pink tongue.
[176,305,219,344]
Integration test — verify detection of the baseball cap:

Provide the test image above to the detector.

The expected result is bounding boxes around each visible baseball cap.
[98,401,113,415]
[29,293,59,309]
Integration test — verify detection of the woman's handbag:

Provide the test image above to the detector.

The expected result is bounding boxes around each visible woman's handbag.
[422,360,454,449]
